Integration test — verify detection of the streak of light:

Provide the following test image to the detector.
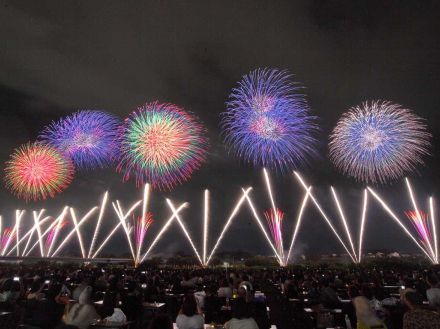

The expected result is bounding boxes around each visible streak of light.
[293,172,357,263]
[206,188,252,265]
[140,202,188,263]
[286,187,311,264]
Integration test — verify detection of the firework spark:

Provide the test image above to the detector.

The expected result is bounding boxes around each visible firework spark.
[116,101,208,190]
[39,110,121,170]
[264,208,285,263]
[4,142,74,201]
[45,220,68,252]
[329,101,431,184]
[221,68,318,172]
[1,228,15,254]
[134,213,153,264]
[368,186,435,263]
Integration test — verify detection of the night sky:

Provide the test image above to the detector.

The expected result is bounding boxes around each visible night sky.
[1,0,440,258]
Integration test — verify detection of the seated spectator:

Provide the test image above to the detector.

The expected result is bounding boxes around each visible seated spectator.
[352,295,387,329]
[72,278,89,301]
[102,290,127,324]
[121,281,142,321]
[225,297,259,329]
[24,283,66,329]
[27,280,45,301]
[148,314,173,329]
[64,286,100,329]
[403,290,440,329]
[218,279,232,299]
[176,294,204,329]
[426,275,440,310]
[320,279,340,309]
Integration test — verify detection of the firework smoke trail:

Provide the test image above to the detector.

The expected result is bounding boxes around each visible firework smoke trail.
[113,201,136,261]
[47,207,69,257]
[140,202,188,263]
[294,172,357,263]
[430,198,438,262]
[405,178,436,261]
[39,110,121,170]
[221,68,318,172]
[88,192,109,259]
[167,199,203,266]
[358,190,368,263]
[329,101,431,184]
[52,207,98,257]
[4,142,74,201]
[367,187,436,263]
[331,187,358,262]
[116,102,208,191]
[206,188,252,265]
[92,201,142,259]
[264,209,285,263]
[203,190,209,266]
[286,187,311,264]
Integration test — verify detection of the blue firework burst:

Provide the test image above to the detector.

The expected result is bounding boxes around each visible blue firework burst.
[39,110,121,170]
[329,101,431,184]
[220,68,318,172]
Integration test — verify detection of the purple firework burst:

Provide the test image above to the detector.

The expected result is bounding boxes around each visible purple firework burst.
[221,68,318,172]
[329,100,431,184]
[39,110,121,170]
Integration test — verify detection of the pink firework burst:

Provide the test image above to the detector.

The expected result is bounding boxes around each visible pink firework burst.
[405,210,433,251]
[134,213,153,250]
[264,208,285,261]
[4,142,74,201]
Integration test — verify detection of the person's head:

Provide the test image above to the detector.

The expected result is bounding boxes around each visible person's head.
[181,294,198,316]
[231,298,253,319]
[404,291,424,310]
[148,314,173,329]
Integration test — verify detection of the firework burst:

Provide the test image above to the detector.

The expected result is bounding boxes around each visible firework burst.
[134,213,153,254]
[116,101,208,190]
[4,142,74,201]
[0,228,15,252]
[264,208,285,263]
[39,110,121,170]
[329,101,431,184]
[221,68,318,172]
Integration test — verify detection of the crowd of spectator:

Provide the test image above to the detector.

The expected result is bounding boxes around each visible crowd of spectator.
[0,263,439,328]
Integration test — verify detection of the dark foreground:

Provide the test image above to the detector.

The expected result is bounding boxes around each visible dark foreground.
[1,262,440,329]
